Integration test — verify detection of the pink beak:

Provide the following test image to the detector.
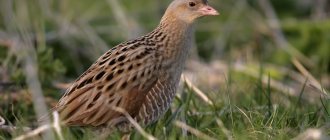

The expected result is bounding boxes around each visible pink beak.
[199,5,219,16]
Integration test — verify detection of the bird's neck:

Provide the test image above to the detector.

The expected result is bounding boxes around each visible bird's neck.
[156,15,194,59]
[153,15,194,83]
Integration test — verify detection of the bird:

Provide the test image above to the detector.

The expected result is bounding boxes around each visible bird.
[54,0,218,137]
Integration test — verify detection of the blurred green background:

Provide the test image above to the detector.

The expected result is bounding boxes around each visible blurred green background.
[0,0,329,139]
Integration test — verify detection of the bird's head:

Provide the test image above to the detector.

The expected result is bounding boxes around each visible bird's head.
[163,0,219,23]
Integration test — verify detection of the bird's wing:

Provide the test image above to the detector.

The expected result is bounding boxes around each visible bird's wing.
[55,42,162,127]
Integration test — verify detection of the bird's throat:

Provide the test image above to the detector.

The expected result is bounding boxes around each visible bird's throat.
[158,16,194,59]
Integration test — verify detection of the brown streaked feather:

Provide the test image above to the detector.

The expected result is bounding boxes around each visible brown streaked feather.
[55,43,161,127]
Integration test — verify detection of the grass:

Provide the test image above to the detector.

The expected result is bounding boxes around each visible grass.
[2,68,329,139]
[0,0,329,139]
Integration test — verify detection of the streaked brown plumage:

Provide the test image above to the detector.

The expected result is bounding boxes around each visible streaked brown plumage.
[55,0,218,134]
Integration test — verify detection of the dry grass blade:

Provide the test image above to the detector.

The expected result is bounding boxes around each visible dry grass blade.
[8,10,54,138]
[111,107,157,140]
[174,120,217,140]
[12,40,53,139]
[257,0,314,68]
[0,115,4,126]
[52,112,64,140]
[0,115,19,133]
[14,125,51,140]
[236,106,255,131]
[1,112,33,133]
[0,115,31,133]
[181,74,214,106]
[215,118,233,140]
[292,58,328,96]
[257,0,328,97]
[13,112,63,140]
[234,63,296,96]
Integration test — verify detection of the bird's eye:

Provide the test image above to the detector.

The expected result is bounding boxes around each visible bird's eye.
[188,2,196,7]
